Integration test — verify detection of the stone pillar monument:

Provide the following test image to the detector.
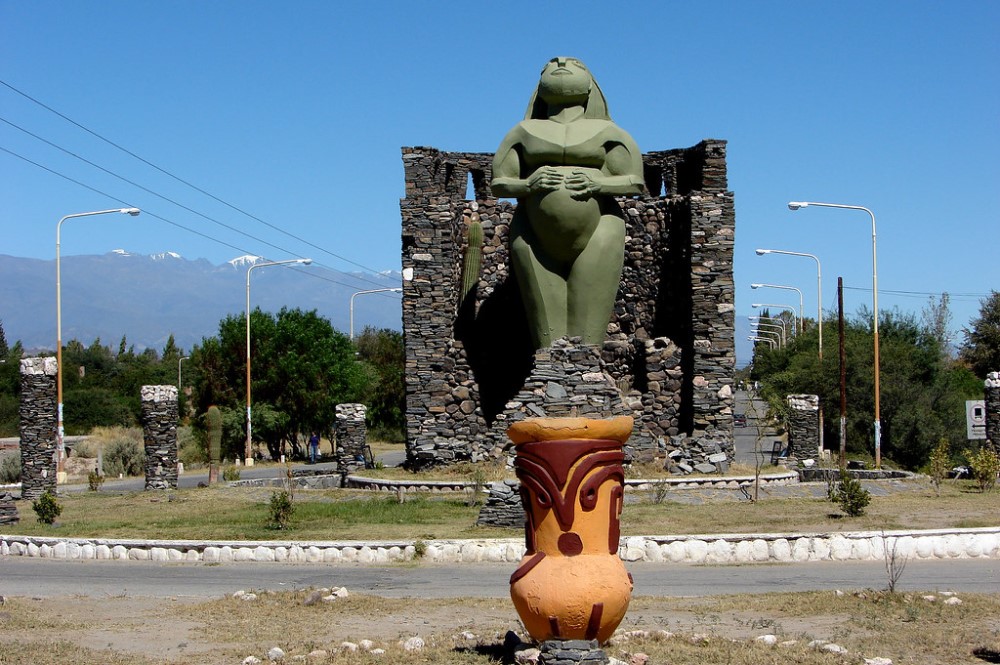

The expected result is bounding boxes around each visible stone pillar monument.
[786,394,820,465]
[986,372,1000,452]
[335,403,368,473]
[19,357,58,500]
[141,385,178,490]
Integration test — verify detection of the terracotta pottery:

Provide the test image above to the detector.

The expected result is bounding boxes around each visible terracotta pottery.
[508,416,633,643]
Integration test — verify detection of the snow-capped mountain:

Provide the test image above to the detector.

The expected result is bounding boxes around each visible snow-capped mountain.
[0,252,401,353]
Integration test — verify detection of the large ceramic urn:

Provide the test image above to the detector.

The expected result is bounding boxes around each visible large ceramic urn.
[507,416,633,643]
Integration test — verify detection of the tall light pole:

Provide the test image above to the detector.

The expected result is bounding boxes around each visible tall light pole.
[350,288,402,340]
[751,328,782,347]
[178,356,189,391]
[751,283,804,332]
[749,319,786,346]
[748,336,776,350]
[755,249,823,359]
[245,258,312,465]
[56,207,140,480]
[749,315,788,344]
[751,303,798,335]
[789,200,881,468]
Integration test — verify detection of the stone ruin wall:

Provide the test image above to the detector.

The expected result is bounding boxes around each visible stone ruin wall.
[400,141,735,469]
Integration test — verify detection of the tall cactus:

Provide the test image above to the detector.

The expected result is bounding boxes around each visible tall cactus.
[460,211,483,306]
[206,405,222,483]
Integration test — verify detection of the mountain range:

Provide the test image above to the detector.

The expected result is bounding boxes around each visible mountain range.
[0,252,402,353]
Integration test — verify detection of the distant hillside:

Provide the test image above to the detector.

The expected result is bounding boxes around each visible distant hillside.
[0,252,401,353]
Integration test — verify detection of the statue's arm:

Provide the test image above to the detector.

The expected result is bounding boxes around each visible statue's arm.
[491,130,531,198]
[595,134,645,195]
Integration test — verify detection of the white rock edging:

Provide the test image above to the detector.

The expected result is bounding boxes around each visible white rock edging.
[2,527,997,565]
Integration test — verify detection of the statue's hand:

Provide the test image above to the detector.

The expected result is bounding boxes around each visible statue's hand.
[527,167,564,192]
[563,170,600,199]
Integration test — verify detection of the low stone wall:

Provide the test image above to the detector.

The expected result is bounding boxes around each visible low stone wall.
[0,492,18,525]
[799,468,915,482]
[3,527,998,565]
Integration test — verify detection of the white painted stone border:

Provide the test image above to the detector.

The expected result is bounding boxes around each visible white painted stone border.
[2,527,997,565]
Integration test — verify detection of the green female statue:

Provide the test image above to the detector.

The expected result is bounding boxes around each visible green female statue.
[492,57,645,349]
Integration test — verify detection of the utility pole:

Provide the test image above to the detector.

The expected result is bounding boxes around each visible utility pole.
[838,278,847,468]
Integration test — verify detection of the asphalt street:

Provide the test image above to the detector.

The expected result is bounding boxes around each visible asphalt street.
[2,557,997,600]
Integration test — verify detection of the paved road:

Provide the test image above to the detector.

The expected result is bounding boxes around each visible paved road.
[733,390,780,467]
[2,557,996,600]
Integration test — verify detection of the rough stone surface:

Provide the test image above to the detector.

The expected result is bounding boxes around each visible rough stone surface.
[986,372,1000,452]
[786,394,820,466]
[142,385,178,490]
[19,357,58,500]
[335,403,368,473]
[477,479,524,528]
[0,492,19,525]
[537,639,609,665]
[400,142,736,470]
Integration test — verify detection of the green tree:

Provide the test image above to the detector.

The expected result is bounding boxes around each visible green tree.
[193,308,368,460]
[961,290,1000,378]
[751,306,980,470]
[355,326,405,441]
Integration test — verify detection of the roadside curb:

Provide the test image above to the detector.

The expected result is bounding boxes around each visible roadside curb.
[3,526,998,566]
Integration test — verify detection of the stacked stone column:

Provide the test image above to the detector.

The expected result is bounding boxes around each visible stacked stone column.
[986,372,1000,453]
[141,385,178,490]
[786,394,820,466]
[19,357,58,500]
[335,403,368,473]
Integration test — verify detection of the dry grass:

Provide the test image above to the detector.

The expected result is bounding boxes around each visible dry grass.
[1,590,998,664]
[8,478,998,541]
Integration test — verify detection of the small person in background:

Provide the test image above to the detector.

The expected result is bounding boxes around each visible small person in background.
[308,431,320,464]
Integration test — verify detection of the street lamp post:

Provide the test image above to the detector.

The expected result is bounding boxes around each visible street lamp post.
[750,319,786,346]
[751,303,798,336]
[751,283,804,333]
[789,200,881,468]
[748,336,776,350]
[751,328,782,347]
[755,249,823,359]
[56,207,140,480]
[349,288,402,340]
[245,258,312,466]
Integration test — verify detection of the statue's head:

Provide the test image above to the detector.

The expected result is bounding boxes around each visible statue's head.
[526,57,610,120]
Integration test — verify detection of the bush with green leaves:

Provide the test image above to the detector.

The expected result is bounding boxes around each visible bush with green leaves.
[928,438,951,494]
[222,466,241,481]
[102,430,144,478]
[0,451,20,484]
[829,468,871,517]
[177,426,205,466]
[968,446,1000,492]
[267,489,294,529]
[87,470,104,491]
[32,491,62,524]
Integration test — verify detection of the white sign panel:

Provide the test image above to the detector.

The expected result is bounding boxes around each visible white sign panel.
[966,400,986,440]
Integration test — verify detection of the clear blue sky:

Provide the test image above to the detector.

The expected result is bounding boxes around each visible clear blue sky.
[3,1,998,337]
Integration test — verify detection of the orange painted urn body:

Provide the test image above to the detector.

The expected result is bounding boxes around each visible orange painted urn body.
[507,416,633,644]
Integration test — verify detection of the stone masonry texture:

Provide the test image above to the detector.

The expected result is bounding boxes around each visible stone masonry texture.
[786,394,821,466]
[141,385,178,490]
[400,141,735,469]
[19,357,58,500]
[986,372,1000,453]
[335,403,369,474]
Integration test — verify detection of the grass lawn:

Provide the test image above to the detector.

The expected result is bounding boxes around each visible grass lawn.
[8,478,998,541]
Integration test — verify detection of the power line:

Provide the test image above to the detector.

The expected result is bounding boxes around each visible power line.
[0,78,388,275]
[841,286,988,300]
[0,144,401,298]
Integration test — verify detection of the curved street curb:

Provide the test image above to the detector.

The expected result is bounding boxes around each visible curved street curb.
[3,526,998,566]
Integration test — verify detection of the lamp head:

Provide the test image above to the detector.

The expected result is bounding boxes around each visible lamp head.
[755,248,770,255]
[750,283,762,289]
[788,201,808,210]
[121,208,141,216]
[299,258,313,265]
[751,303,763,308]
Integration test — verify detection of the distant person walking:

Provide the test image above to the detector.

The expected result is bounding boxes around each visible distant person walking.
[308,432,320,464]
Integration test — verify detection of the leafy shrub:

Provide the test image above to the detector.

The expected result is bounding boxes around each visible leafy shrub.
[0,451,20,483]
[829,467,871,517]
[177,426,206,467]
[101,430,144,478]
[87,470,105,491]
[222,466,241,481]
[968,446,1000,492]
[70,438,98,459]
[267,490,294,529]
[32,491,62,524]
[928,438,951,494]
